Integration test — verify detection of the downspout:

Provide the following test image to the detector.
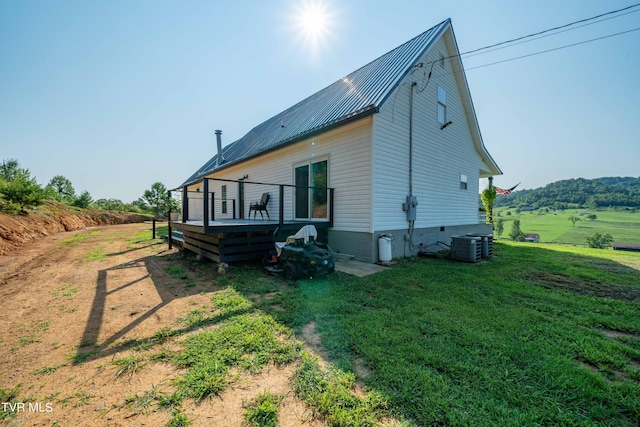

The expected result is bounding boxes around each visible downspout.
[406,82,418,256]
[409,82,416,195]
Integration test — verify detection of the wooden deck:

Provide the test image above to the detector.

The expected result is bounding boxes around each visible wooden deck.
[169,219,330,263]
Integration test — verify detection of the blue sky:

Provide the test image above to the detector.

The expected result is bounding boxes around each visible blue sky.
[1,0,639,202]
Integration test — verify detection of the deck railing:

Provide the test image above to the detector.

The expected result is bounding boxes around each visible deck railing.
[169,177,334,231]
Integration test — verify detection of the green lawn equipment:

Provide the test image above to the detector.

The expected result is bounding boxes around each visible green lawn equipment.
[263,225,334,280]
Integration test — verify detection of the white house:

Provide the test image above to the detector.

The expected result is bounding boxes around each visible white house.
[177,18,502,263]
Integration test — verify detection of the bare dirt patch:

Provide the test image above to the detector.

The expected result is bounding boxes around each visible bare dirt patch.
[301,322,328,363]
[524,271,640,302]
[0,223,320,426]
[599,328,640,341]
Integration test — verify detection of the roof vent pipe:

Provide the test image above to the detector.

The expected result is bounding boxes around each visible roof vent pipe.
[215,130,224,166]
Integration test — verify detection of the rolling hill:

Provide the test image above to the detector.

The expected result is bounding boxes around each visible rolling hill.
[494,177,640,209]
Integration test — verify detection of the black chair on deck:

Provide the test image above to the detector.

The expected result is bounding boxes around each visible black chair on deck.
[249,192,270,220]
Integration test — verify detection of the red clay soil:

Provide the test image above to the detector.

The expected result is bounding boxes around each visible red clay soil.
[0,201,148,255]
[0,222,323,426]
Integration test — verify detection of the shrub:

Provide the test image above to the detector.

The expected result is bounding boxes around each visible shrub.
[481,187,497,224]
[73,190,93,208]
[586,232,613,249]
[0,176,43,213]
[0,159,45,213]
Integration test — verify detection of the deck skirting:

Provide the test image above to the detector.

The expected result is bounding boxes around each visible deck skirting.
[182,229,274,263]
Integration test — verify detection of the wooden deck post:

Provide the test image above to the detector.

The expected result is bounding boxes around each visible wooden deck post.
[279,185,284,227]
[203,179,209,234]
[182,185,189,223]
[167,190,173,249]
[329,188,335,227]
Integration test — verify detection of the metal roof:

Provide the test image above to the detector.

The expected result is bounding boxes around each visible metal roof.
[183,19,450,185]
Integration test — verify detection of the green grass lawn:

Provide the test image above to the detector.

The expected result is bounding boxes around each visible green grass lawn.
[495,208,640,245]
[50,233,637,426]
[226,242,640,426]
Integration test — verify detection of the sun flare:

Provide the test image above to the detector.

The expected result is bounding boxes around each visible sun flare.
[297,2,330,40]
[289,0,337,60]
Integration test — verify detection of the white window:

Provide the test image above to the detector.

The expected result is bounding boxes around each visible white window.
[437,86,447,125]
[460,174,468,190]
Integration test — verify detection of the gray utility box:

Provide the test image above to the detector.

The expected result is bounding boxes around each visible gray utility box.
[450,236,482,263]
[466,233,493,258]
[403,195,418,221]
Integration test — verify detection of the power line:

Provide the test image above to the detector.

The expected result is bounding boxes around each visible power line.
[410,5,640,91]
[465,27,640,71]
[460,2,640,58]
[462,8,640,59]
[420,3,640,68]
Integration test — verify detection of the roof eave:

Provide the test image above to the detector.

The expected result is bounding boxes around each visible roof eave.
[181,106,379,185]
[376,19,451,109]
[446,24,502,177]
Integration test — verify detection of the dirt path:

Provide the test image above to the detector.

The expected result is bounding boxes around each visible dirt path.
[0,223,319,426]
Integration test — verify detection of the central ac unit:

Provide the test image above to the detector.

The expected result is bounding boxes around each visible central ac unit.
[451,236,482,263]
[466,233,493,258]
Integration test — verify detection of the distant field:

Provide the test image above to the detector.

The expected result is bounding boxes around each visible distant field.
[495,208,640,245]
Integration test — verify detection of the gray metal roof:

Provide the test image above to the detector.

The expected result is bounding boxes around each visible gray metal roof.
[183,19,450,185]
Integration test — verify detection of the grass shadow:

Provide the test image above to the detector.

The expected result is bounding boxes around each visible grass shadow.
[76,248,224,363]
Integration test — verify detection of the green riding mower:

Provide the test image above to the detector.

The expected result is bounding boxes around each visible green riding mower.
[263,225,335,280]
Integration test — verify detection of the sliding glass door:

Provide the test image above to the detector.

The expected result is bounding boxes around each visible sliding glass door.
[294,159,328,220]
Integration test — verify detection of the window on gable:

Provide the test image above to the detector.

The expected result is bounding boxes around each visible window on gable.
[437,86,447,125]
[439,52,445,68]
[460,174,468,190]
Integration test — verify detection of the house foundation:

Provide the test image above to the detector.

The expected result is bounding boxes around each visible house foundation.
[329,224,494,263]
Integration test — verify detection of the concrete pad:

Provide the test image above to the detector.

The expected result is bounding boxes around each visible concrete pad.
[334,258,388,277]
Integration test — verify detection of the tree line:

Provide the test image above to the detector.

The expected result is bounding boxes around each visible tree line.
[0,159,176,217]
[494,177,640,209]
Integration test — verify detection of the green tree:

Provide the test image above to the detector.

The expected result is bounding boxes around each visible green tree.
[494,218,504,239]
[509,219,526,242]
[142,182,170,218]
[0,159,20,181]
[0,159,43,213]
[73,190,93,208]
[131,198,151,213]
[45,175,76,204]
[94,198,126,211]
[568,215,581,227]
[586,232,613,249]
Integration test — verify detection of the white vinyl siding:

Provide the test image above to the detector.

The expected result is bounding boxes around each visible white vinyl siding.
[372,33,487,231]
[200,117,373,232]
